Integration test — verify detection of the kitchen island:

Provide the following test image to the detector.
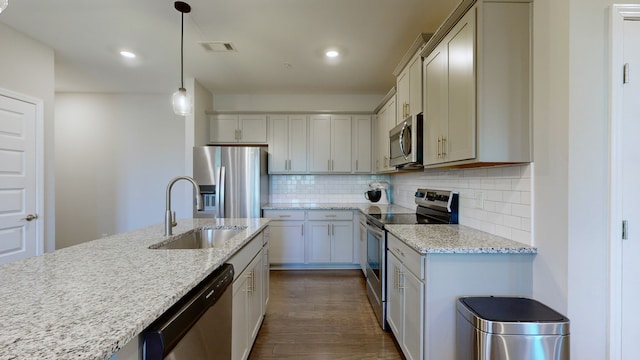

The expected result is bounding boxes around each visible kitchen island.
[0,218,270,360]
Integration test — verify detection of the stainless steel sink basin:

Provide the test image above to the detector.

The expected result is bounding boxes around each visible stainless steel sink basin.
[151,226,247,249]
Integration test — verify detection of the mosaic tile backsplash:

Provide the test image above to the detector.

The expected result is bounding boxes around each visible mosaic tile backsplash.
[269,164,532,245]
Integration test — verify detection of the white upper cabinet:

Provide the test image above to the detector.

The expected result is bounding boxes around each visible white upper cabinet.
[352,115,372,173]
[374,92,397,173]
[394,33,430,122]
[209,114,267,144]
[268,115,308,174]
[309,115,352,173]
[422,0,532,167]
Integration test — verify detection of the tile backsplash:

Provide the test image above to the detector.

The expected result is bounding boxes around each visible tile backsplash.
[270,174,391,203]
[390,164,532,245]
[269,164,532,245]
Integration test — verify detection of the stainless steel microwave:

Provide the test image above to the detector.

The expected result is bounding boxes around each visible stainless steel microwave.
[389,114,423,169]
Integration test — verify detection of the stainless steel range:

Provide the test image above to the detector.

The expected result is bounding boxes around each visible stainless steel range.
[364,188,459,330]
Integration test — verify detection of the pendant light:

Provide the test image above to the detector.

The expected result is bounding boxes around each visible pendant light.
[0,0,8,14]
[172,1,193,116]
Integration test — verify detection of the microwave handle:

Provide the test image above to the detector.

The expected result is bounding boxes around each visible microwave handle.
[399,121,410,159]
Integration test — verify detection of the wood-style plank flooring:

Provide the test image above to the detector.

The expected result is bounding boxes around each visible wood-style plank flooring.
[249,270,403,360]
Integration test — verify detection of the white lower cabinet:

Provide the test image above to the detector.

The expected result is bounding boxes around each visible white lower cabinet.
[386,232,534,359]
[358,214,367,275]
[230,230,269,360]
[263,209,358,267]
[262,210,305,264]
[387,240,424,360]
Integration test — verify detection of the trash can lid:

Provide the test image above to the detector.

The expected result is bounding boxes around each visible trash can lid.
[458,297,570,335]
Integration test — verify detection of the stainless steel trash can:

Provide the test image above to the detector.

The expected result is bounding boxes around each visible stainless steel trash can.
[456,296,570,360]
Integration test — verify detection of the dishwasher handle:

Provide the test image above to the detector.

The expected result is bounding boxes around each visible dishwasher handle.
[143,263,234,360]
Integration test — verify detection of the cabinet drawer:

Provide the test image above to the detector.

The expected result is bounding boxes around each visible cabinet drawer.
[263,210,305,221]
[228,233,263,280]
[307,210,353,221]
[387,234,424,279]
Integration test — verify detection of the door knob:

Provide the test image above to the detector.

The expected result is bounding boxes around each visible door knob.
[21,214,38,221]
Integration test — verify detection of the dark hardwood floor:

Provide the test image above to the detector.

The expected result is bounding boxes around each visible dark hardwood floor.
[249,270,403,360]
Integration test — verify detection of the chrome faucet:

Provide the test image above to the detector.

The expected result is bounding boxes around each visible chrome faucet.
[165,176,204,236]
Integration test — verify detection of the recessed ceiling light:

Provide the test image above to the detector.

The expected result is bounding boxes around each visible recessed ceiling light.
[120,51,137,59]
[325,50,339,58]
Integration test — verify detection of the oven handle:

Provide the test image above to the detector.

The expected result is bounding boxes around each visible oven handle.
[366,221,385,238]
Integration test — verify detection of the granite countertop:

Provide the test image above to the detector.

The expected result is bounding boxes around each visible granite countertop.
[385,224,537,254]
[0,218,270,360]
[263,202,416,215]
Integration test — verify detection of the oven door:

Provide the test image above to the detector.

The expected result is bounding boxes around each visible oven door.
[365,220,386,329]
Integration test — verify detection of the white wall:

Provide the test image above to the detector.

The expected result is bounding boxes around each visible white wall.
[55,94,186,249]
[0,22,56,252]
[213,93,383,112]
[531,0,635,357]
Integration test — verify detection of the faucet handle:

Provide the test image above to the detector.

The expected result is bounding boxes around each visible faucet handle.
[171,211,177,227]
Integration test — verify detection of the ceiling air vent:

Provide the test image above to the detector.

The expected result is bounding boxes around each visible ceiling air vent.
[199,41,237,52]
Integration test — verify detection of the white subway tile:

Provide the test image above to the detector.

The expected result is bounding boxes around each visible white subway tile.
[495,225,512,239]
[503,214,521,229]
[512,204,531,218]
[486,190,503,202]
[502,191,521,204]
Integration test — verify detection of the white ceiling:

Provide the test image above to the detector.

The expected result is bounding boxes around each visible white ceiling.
[0,0,459,95]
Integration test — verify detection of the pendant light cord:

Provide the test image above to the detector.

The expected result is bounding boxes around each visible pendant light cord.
[180,11,184,89]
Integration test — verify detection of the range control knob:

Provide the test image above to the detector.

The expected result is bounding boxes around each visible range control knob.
[415,191,424,198]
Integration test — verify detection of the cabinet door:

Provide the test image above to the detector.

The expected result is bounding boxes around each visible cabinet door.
[309,115,332,172]
[353,115,372,173]
[397,69,410,122]
[210,114,239,143]
[359,222,367,274]
[248,253,264,343]
[403,269,424,360]
[446,9,476,163]
[269,221,305,264]
[331,221,354,263]
[268,115,289,173]
[331,116,352,173]
[239,115,267,143]
[384,99,397,171]
[262,242,270,310]
[307,221,332,263]
[288,115,308,172]
[423,45,449,165]
[386,252,403,339]
[232,273,250,360]
[409,55,423,117]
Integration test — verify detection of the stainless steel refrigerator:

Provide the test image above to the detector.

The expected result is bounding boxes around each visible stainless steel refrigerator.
[193,146,269,218]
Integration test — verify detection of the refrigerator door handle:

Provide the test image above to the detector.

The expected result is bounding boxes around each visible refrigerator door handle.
[217,166,226,218]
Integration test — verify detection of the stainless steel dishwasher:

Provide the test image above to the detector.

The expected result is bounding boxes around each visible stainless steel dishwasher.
[143,263,234,360]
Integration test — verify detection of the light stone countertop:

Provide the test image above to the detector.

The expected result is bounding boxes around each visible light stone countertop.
[385,224,537,254]
[0,218,270,360]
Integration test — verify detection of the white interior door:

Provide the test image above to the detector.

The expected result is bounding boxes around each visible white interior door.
[0,93,39,265]
[620,17,640,360]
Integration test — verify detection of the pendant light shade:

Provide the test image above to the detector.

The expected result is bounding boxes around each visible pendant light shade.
[172,87,193,116]
[0,0,8,14]
[172,1,192,116]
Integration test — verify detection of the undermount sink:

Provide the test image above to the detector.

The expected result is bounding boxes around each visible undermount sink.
[151,226,247,250]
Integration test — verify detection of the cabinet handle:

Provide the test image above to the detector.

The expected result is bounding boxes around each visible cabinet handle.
[405,103,410,118]
[442,136,447,157]
[394,247,405,257]
[332,224,334,236]
[278,215,291,218]
[328,159,331,171]
[328,224,331,236]
[332,160,334,171]
[437,136,442,158]
[356,159,358,171]
[398,269,404,290]
[324,214,337,218]
[301,224,304,236]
